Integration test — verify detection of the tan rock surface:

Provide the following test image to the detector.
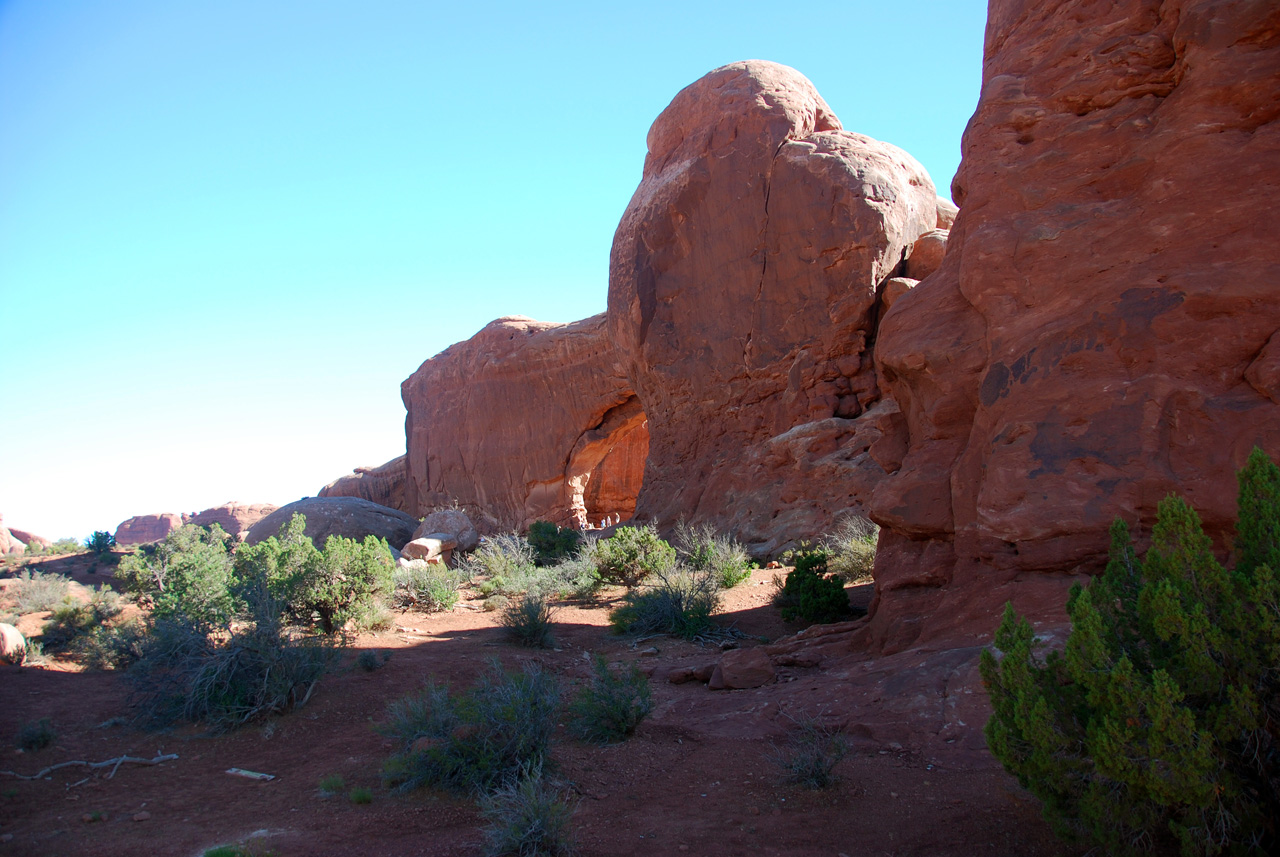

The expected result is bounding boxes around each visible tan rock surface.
[114,513,184,546]
[0,622,24,664]
[318,455,410,513]
[401,314,647,532]
[245,497,417,550]
[8,529,48,549]
[607,60,938,554]
[708,647,776,690]
[867,0,1280,653]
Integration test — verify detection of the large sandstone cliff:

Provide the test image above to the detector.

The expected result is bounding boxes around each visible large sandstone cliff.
[401,314,647,531]
[865,0,1280,652]
[607,60,950,554]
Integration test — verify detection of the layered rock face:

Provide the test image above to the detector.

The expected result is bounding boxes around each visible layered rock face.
[402,314,647,531]
[115,513,185,546]
[607,60,943,553]
[319,455,410,513]
[866,0,1280,651]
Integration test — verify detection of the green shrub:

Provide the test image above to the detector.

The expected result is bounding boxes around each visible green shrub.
[40,588,123,652]
[567,654,652,744]
[77,618,148,670]
[319,774,346,794]
[546,550,605,600]
[480,762,576,857]
[527,521,582,567]
[609,569,719,640]
[381,660,560,796]
[48,538,83,555]
[774,548,851,624]
[824,516,878,583]
[501,591,556,649]
[116,524,237,630]
[392,562,463,612]
[981,448,1280,857]
[233,514,394,635]
[127,604,338,733]
[10,569,71,613]
[348,786,373,805]
[593,525,676,588]
[85,530,116,555]
[673,520,753,588]
[769,712,850,789]
[16,718,56,751]
[356,650,389,672]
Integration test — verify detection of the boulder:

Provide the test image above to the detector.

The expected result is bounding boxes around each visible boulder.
[0,623,25,664]
[8,529,49,549]
[244,497,418,550]
[401,535,457,564]
[880,277,918,311]
[114,513,184,546]
[935,197,958,230]
[402,315,646,532]
[318,455,410,513]
[186,502,277,538]
[866,0,1280,653]
[411,509,480,553]
[607,60,938,554]
[905,229,948,281]
[708,647,775,690]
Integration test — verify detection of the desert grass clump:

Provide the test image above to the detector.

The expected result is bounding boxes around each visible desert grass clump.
[381,660,560,796]
[392,562,463,612]
[319,774,346,794]
[461,533,538,583]
[567,654,652,744]
[501,591,557,649]
[40,587,124,653]
[16,718,56,751]
[356,649,390,672]
[608,569,720,640]
[823,516,878,583]
[348,786,373,805]
[769,712,850,789]
[673,520,754,588]
[480,762,577,857]
[10,569,71,614]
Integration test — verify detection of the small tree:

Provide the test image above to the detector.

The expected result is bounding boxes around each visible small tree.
[115,524,236,630]
[981,448,1280,856]
[593,525,676,588]
[86,530,116,555]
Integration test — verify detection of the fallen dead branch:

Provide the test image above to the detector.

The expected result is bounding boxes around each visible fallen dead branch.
[0,752,178,781]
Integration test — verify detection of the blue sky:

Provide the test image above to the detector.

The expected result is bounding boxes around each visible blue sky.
[0,0,988,540]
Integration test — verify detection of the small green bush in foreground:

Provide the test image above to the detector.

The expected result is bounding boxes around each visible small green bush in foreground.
[481,762,576,857]
[501,591,557,649]
[381,660,560,796]
[527,521,582,567]
[16,718,56,751]
[567,654,651,744]
[981,448,1280,856]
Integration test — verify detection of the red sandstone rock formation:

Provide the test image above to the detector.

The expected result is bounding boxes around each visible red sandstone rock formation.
[8,529,49,549]
[114,513,185,546]
[401,314,647,532]
[185,502,277,538]
[607,60,944,553]
[318,456,410,513]
[865,0,1280,653]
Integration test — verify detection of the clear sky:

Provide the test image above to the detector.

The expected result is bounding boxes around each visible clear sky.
[0,0,988,541]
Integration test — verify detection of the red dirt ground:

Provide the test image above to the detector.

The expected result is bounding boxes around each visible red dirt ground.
[0,554,1082,857]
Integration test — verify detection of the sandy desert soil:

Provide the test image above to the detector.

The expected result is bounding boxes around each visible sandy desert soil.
[0,553,1081,857]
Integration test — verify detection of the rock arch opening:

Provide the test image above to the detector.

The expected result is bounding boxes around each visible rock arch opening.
[564,396,649,528]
